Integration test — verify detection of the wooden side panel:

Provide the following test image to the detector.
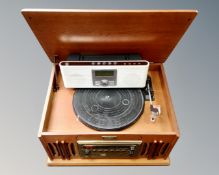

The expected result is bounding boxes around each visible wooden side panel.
[38,66,55,135]
[160,64,180,137]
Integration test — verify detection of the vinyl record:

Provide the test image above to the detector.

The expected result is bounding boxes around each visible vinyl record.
[73,89,144,131]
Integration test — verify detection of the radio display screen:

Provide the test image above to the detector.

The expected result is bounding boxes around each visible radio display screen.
[95,70,114,77]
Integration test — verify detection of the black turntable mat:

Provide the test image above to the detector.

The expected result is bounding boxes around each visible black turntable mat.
[73,89,144,131]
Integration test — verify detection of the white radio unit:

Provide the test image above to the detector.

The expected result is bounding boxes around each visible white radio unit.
[59,60,149,88]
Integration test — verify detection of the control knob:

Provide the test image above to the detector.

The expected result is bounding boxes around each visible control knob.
[129,146,135,156]
[84,149,90,155]
[100,79,109,86]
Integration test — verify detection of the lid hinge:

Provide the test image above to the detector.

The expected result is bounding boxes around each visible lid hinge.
[53,55,59,92]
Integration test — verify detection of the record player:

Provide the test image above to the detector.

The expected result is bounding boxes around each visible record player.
[22,9,197,166]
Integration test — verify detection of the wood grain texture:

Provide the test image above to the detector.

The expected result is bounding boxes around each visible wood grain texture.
[41,64,175,135]
[27,9,191,165]
[22,9,197,63]
[37,64,179,165]
[47,157,170,166]
[38,66,55,137]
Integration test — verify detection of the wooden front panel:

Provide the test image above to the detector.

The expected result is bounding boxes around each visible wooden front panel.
[40,133,177,160]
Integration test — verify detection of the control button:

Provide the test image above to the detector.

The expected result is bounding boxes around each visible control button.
[84,149,90,155]
[109,81,114,86]
[130,146,135,150]
[100,79,109,86]
[65,62,69,66]
[100,153,106,157]
[129,150,134,155]
[95,81,100,86]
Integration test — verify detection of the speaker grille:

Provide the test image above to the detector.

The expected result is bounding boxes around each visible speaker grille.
[160,143,170,156]
[142,140,170,159]
[141,143,147,155]
[47,141,76,160]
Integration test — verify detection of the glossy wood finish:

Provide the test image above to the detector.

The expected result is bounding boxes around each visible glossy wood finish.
[20,9,198,165]
[47,157,170,166]
[22,9,197,63]
[38,64,179,165]
[41,64,176,134]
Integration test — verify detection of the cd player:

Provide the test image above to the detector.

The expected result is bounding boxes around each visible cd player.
[60,60,149,88]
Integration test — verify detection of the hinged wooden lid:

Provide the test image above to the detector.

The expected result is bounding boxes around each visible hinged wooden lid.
[22,9,197,63]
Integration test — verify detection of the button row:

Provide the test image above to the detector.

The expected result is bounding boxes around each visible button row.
[95,81,115,86]
[88,149,128,152]
[91,62,143,65]
[92,62,116,65]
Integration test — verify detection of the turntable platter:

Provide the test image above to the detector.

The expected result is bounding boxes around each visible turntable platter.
[73,89,144,131]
